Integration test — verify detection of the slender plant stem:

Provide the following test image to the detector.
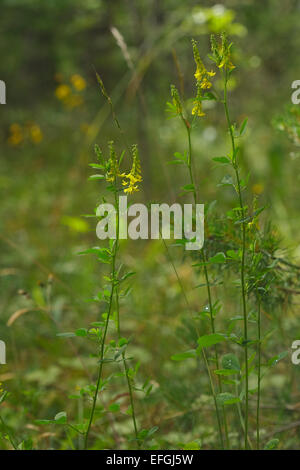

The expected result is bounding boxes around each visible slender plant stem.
[234,383,253,450]
[182,118,225,449]
[222,70,249,449]
[84,180,120,450]
[114,191,139,448]
[256,291,261,450]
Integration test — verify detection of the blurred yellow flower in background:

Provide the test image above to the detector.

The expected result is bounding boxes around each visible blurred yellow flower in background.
[55,84,71,100]
[55,75,86,109]
[70,74,86,91]
[8,123,23,146]
[7,122,43,146]
[29,124,43,144]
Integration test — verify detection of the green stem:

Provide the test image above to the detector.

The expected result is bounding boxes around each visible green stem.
[84,180,120,450]
[183,118,225,449]
[223,70,249,449]
[114,192,139,448]
[234,383,253,450]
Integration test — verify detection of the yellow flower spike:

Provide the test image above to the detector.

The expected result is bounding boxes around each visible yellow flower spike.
[211,33,235,71]
[192,101,205,117]
[191,83,206,118]
[122,144,142,194]
[192,39,215,90]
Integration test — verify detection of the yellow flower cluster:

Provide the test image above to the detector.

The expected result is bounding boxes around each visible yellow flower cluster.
[192,85,206,117]
[121,145,142,194]
[55,73,86,109]
[211,33,235,71]
[0,382,3,394]
[8,122,43,146]
[192,39,215,89]
[102,142,142,194]
[191,39,215,117]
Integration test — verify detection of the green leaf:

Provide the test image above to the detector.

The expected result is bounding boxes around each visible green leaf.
[57,332,76,338]
[118,337,128,347]
[171,350,196,361]
[182,441,201,450]
[181,184,195,192]
[54,411,67,424]
[18,439,33,450]
[264,438,279,450]
[146,426,159,438]
[239,117,248,136]
[75,328,88,337]
[108,403,120,413]
[88,174,105,180]
[209,252,227,264]
[212,156,231,164]
[88,163,105,170]
[222,353,240,371]
[197,333,226,349]
[214,369,239,376]
[35,419,53,425]
[216,393,240,405]
[0,391,8,405]
[226,250,241,261]
[267,351,288,367]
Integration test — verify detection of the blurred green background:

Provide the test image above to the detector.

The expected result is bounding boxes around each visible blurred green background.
[1,0,300,449]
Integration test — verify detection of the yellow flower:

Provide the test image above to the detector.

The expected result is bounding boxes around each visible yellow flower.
[218,56,235,71]
[70,74,86,91]
[55,84,71,100]
[0,382,3,394]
